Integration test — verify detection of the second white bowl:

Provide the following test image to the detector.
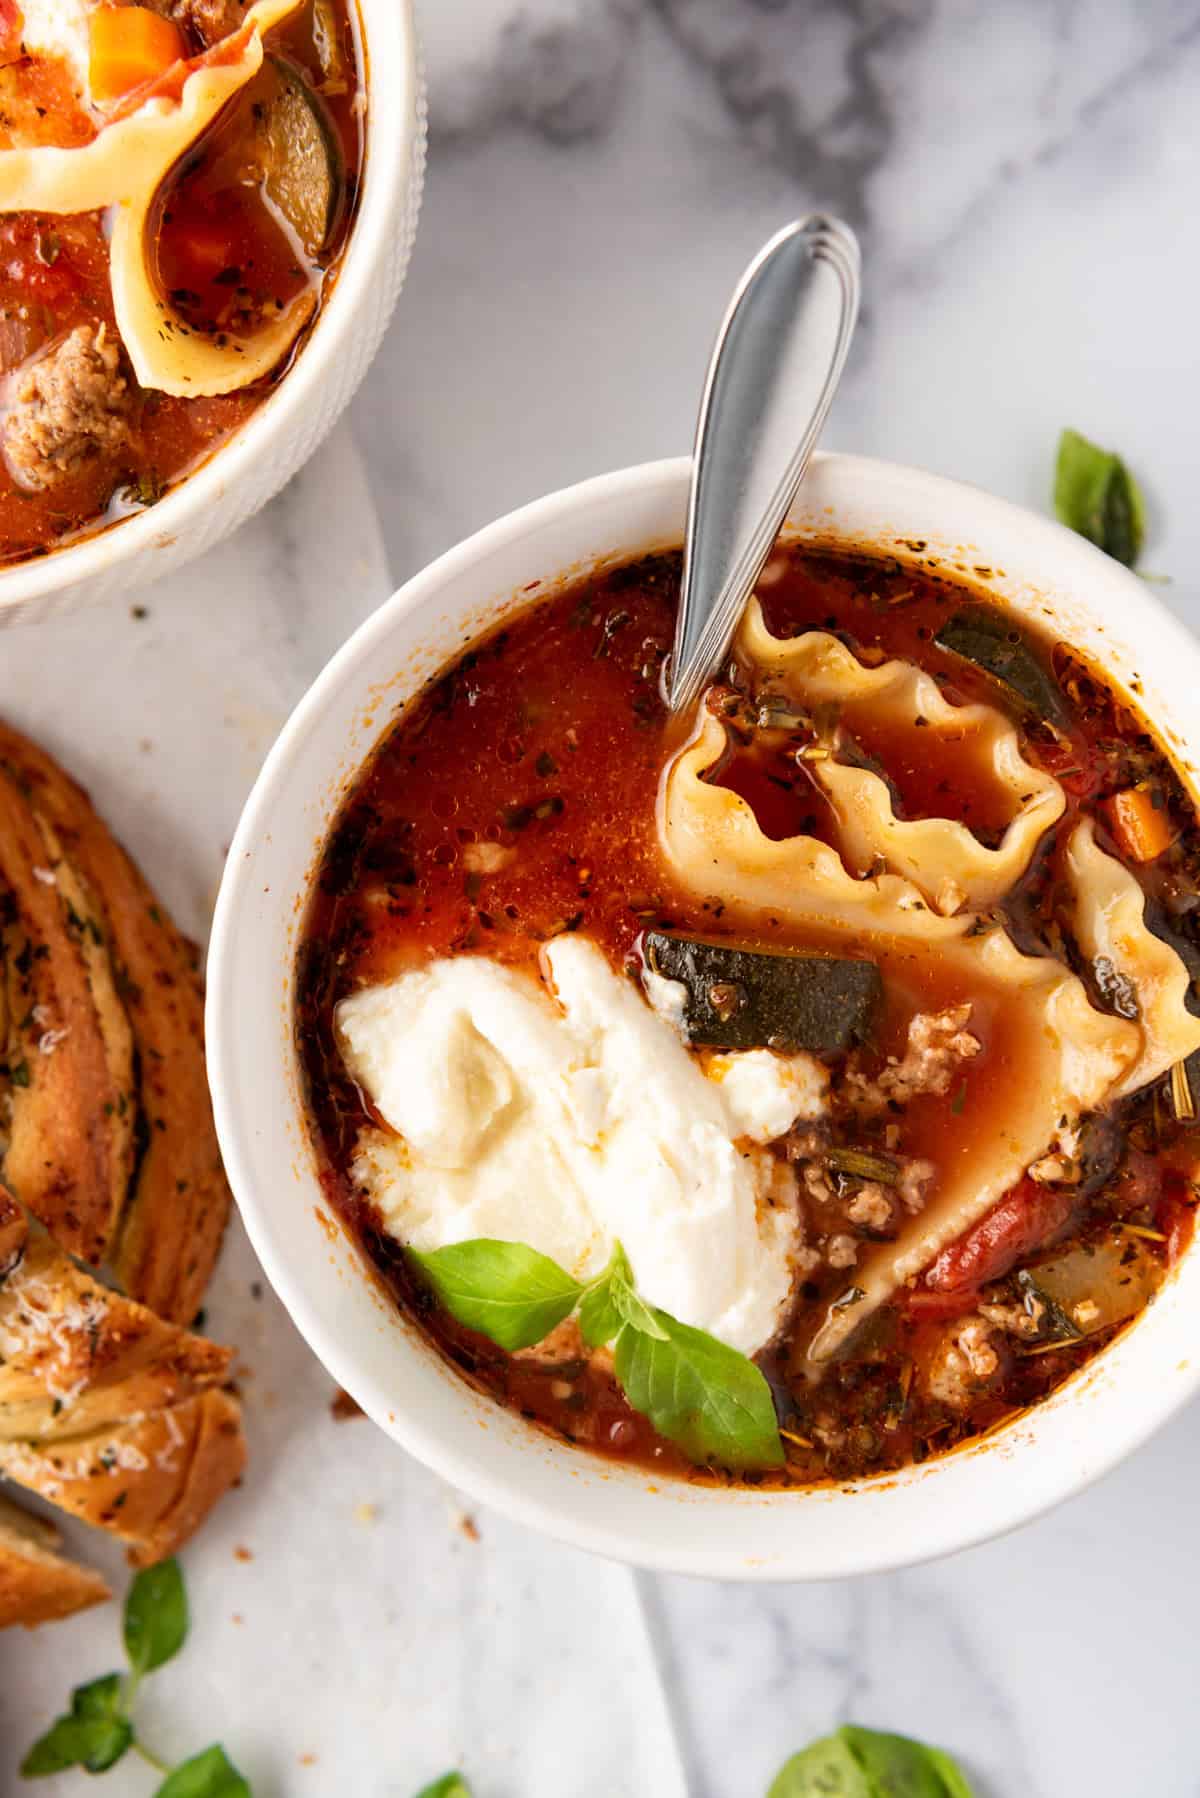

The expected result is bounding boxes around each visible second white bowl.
[0,0,424,625]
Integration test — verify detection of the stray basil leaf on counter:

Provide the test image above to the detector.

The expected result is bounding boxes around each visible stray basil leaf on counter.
[768,1725,974,1797]
[21,1559,254,1792]
[21,1675,134,1778]
[152,1744,252,1798]
[409,1239,583,1350]
[125,1555,190,1677]
[615,1309,784,1471]
[768,1733,873,1797]
[413,1775,473,1798]
[1053,427,1146,567]
[21,1714,131,1779]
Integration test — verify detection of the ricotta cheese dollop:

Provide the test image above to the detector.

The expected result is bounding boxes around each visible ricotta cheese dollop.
[336,937,826,1357]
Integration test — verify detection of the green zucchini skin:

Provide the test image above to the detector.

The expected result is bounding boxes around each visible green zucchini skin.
[643,932,881,1054]
[934,605,1066,725]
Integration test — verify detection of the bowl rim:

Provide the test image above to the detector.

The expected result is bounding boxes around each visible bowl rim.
[0,0,419,612]
[208,451,1200,1578]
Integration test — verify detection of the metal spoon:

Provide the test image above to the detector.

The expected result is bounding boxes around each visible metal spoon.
[668,215,861,714]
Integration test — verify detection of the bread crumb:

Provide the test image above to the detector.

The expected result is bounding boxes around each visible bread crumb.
[233,1544,253,1562]
[353,1502,377,1525]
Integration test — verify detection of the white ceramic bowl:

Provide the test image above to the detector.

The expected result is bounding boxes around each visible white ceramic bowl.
[0,0,424,627]
[208,454,1200,1578]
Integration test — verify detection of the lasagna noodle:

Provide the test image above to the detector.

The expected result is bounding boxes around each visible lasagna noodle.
[738,600,1065,914]
[1065,817,1200,1097]
[661,698,1140,1365]
[0,0,312,397]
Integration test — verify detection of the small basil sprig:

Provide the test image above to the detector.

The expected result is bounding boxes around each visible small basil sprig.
[22,1558,251,1795]
[410,1237,783,1471]
[1053,427,1146,567]
[768,1723,974,1797]
[20,1674,132,1777]
[413,1776,473,1798]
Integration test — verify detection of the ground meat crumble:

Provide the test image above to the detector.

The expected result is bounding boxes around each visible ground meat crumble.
[848,1004,982,1115]
[3,326,132,492]
[923,1317,1004,1411]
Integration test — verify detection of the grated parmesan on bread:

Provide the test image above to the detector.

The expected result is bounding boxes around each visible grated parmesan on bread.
[0,1388,245,1565]
[0,1188,245,1612]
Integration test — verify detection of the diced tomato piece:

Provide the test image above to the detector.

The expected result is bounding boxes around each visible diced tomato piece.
[904,1287,980,1321]
[922,1178,1077,1294]
[0,219,84,307]
[1030,731,1099,799]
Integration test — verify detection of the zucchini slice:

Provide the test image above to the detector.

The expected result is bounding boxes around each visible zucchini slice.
[256,55,344,261]
[1019,1236,1160,1338]
[643,932,881,1054]
[934,606,1067,725]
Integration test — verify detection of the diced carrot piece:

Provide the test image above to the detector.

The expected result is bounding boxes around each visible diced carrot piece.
[1102,781,1178,863]
[89,5,185,103]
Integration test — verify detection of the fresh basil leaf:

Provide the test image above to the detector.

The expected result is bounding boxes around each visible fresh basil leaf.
[767,1732,873,1795]
[578,1274,623,1349]
[21,1716,93,1777]
[82,1718,134,1773]
[410,1240,582,1351]
[153,1743,252,1798]
[63,1675,135,1772]
[125,1556,189,1676]
[841,1725,974,1796]
[611,1271,668,1341]
[20,1711,132,1778]
[413,1775,473,1798]
[578,1241,627,1348]
[578,1241,667,1346]
[768,1727,974,1796]
[924,1747,976,1798]
[613,1309,783,1470]
[1054,427,1145,567]
[71,1671,126,1720]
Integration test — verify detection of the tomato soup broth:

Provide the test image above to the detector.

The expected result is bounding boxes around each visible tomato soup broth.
[298,546,1200,1488]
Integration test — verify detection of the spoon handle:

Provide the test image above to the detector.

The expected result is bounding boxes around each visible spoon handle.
[668,215,861,714]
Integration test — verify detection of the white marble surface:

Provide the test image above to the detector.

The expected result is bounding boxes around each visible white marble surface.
[8,1,1200,1793]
